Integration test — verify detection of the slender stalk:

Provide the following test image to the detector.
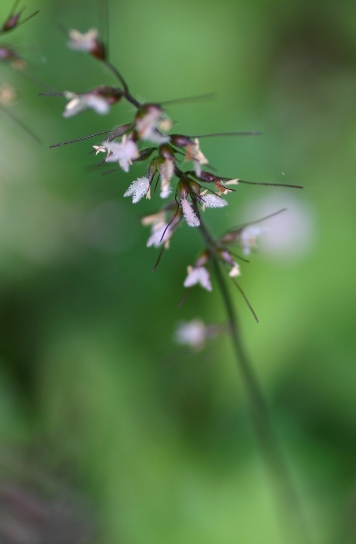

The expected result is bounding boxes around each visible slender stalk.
[198,218,312,544]
[103,60,141,109]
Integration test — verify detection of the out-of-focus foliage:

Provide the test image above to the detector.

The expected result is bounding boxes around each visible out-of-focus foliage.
[0,0,355,543]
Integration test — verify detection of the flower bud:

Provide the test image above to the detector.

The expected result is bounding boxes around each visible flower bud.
[198,171,219,183]
[137,147,156,162]
[90,41,106,61]
[2,12,22,32]
[67,28,106,60]
[219,249,235,267]
[195,250,210,268]
[159,144,175,161]
[170,134,194,147]
[94,86,123,104]
[1,7,38,33]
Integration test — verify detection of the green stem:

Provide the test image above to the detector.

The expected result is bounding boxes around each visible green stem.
[198,219,312,544]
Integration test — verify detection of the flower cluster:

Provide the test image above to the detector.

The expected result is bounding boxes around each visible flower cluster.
[51,27,300,311]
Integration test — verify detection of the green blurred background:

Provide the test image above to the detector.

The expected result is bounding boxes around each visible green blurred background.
[0,0,355,542]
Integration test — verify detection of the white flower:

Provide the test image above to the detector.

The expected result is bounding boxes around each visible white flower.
[144,208,178,248]
[143,210,172,248]
[135,105,170,144]
[181,198,200,227]
[104,136,139,172]
[93,145,107,155]
[67,28,99,52]
[124,177,150,203]
[158,159,174,198]
[174,319,207,349]
[185,138,208,177]
[241,225,268,255]
[220,249,241,277]
[203,194,228,208]
[229,263,241,277]
[147,222,173,247]
[63,91,110,117]
[184,266,212,291]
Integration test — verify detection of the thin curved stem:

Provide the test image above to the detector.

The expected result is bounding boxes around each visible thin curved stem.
[198,218,312,544]
[103,60,141,109]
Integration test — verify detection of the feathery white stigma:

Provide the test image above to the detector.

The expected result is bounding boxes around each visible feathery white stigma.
[124,177,150,203]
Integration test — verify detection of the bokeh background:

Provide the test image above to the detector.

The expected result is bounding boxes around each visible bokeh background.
[0,0,355,542]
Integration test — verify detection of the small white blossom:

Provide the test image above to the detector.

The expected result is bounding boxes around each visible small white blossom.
[124,176,150,203]
[93,145,107,155]
[158,159,174,198]
[185,138,208,177]
[67,28,99,52]
[104,137,139,172]
[184,266,212,291]
[241,225,268,255]
[143,210,172,248]
[181,198,200,227]
[203,194,228,208]
[174,319,207,349]
[63,91,110,117]
[144,208,178,248]
[136,106,170,144]
[147,222,173,247]
[229,263,241,277]
[146,131,170,144]
[220,249,241,277]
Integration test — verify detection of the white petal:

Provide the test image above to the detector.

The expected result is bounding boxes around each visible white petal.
[86,95,110,114]
[63,93,110,117]
[119,157,131,172]
[203,194,228,208]
[159,159,174,184]
[147,223,171,247]
[229,263,241,277]
[105,139,139,164]
[146,130,170,144]
[68,28,98,51]
[63,96,86,117]
[181,198,200,227]
[136,108,171,143]
[124,177,150,203]
[193,162,202,177]
[184,266,212,291]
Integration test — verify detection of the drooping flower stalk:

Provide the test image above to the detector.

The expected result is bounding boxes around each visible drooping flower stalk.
[47,20,312,541]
